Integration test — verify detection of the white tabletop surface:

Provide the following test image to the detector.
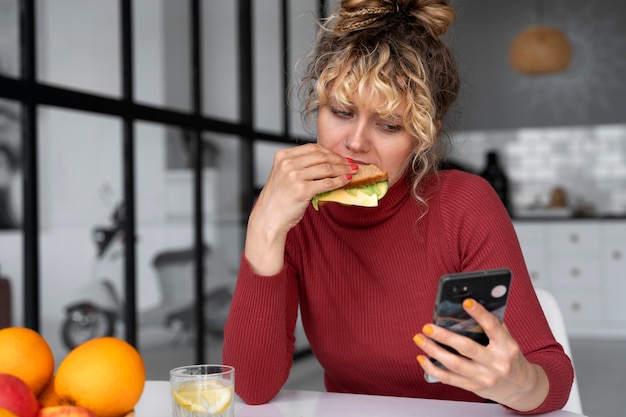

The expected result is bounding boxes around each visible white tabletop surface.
[135,380,586,417]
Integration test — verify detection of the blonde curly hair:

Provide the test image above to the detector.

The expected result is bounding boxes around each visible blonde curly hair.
[298,0,460,207]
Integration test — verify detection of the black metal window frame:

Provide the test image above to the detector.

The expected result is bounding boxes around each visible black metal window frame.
[0,0,326,363]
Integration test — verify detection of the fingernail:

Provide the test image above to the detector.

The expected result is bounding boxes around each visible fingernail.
[345,157,354,163]
[422,324,434,336]
[349,163,359,171]
[417,355,426,365]
[413,334,425,346]
[463,299,475,309]
[345,174,353,180]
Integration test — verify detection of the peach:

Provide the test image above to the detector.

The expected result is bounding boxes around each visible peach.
[0,373,42,417]
[37,407,95,417]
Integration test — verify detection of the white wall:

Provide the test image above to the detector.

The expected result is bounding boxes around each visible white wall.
[449,0,626,130]
[450,124,626,216]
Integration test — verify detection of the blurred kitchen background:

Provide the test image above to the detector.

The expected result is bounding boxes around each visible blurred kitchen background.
[1,1,625,416]
[450,125,626,219]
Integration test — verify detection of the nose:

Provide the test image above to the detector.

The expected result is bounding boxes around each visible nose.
[343,122,370,153]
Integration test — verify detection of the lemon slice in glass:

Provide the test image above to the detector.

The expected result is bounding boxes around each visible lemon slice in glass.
[173,379,233,415]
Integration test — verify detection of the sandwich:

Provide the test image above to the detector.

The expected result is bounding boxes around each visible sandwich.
[311,164,389,210]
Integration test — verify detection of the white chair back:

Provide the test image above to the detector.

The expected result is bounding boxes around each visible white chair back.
[535,288,583,414]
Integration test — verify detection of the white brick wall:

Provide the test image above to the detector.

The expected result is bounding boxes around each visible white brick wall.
[449,125,626,217]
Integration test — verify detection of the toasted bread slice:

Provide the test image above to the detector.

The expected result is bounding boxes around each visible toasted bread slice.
[311,164,389,210]
[339,164,388,189]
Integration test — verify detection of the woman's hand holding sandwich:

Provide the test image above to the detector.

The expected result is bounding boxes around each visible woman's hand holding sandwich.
[245,143,356,276]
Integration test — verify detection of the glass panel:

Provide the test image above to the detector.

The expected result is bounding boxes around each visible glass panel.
[135,121,196,375]
[254,140,296,189]
[0,98,22,328]
[202,132,243,365]
[208,132,244,272]
[289,0,322,139]
[136,123,244,376]
[37,106,122,361]
[202,1,239,122]
[137,0,192,111]
[37,0,121,97]
[0,0,19,78]
[253,0,282,133]
[0,99,21,229]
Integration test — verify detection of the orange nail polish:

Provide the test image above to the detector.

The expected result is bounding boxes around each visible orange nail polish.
[463,298,475,309]
[417,355,426,365]
[422,324,434,336]
[413,334,425,346]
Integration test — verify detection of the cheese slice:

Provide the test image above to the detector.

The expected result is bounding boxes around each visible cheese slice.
[317,188,379,207]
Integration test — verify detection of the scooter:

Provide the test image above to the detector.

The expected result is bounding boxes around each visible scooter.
[60,202,236,350]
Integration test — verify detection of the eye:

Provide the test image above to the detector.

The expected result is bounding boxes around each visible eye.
[379,120,403,132]
[330,106,352,118]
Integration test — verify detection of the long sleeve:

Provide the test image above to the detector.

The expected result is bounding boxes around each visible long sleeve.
[222,255,300,404]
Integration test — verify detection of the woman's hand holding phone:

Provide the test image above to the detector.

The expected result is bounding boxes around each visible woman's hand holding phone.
[413,270,550,412]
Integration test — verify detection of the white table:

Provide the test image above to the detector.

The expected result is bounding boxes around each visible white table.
[135,381,587,416]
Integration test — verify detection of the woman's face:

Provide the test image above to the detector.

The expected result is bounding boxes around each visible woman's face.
[317,84,414,187]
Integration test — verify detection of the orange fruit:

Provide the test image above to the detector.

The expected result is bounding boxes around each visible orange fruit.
[0,327,55,395]
[54,337,145,417]
[37,375,62,407]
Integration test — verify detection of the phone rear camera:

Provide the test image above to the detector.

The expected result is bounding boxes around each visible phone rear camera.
[452,285,470,296]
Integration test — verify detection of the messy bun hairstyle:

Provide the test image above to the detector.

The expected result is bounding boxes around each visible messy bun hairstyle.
[299,0,460,207]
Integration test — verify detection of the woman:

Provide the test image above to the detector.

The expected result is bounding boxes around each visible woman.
[223,0,574,413]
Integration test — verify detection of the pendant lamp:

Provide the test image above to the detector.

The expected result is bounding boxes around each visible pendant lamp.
[509,1,572,75]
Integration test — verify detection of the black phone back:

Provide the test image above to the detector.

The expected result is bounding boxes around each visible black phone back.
[433,268,512,346]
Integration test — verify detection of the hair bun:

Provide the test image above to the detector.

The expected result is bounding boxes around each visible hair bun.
[334,0,455,37]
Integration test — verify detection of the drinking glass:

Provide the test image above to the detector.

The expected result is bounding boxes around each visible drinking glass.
[170,364,235,417]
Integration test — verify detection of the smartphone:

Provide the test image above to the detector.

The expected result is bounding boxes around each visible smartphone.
[424,268,512,383]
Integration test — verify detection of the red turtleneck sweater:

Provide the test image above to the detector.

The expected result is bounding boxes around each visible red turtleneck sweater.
[223,170,573,414]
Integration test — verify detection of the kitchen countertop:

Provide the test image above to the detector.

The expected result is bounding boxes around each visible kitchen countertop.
[512,215,626,222]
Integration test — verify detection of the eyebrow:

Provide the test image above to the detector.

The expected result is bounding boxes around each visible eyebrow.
[326,97,350,107]
[327,96,403,122]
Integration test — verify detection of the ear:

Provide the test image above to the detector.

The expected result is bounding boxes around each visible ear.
[435,120,442,131]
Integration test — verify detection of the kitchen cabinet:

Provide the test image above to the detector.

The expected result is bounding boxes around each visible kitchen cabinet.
[547,223,602,331]
[603,221,626,324]
[512,223,548,288]
[513,220,626,339]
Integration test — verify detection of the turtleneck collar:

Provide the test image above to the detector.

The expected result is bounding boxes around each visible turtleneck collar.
[318,173,414,228]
